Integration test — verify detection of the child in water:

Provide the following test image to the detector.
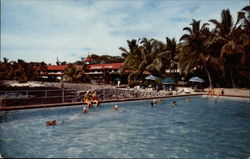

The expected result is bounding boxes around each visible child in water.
[172,101,177,106]
[114,105,119,111]
[83,106,89,114]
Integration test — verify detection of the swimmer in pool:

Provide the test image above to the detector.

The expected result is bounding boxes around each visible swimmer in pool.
[172,101,177,106]
[114,105,119,111]
[151,100,155,107]
[45,120,57,126]
[83,106,89,114]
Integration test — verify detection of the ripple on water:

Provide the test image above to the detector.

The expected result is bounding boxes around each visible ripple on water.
[0,97,249,158]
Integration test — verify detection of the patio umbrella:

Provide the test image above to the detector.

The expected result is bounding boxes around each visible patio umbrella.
[115,78,121,81]
[189,77,205,83]
[161,77,176,84]
[145,75,158,80]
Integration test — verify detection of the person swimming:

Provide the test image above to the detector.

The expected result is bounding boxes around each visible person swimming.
[45,120,57,126]
[186,97,190,102]
[151,100,154,107]
[83,106,89,114]
[153,99,157,104]
[114,104,119,111]
[172,101,177,106]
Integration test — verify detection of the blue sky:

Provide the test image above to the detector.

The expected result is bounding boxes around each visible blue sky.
[1,0,248,64]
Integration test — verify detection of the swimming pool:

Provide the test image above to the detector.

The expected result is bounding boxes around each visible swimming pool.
[0,96,249,158]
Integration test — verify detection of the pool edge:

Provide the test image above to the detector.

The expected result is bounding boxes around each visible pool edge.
[0,94,203,111]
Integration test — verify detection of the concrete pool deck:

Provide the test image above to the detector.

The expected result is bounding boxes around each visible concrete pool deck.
[0,88,249,111]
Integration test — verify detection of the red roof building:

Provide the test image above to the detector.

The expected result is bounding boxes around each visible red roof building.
[87,63,123,71]
[84,55,92,63]
[38,62,125,82]
[47,65,67,71]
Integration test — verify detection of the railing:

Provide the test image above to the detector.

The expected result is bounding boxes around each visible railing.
[0,87,167,107]
[0,89,79,106]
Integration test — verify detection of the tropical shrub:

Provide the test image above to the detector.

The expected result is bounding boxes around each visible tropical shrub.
[128,80,141,88]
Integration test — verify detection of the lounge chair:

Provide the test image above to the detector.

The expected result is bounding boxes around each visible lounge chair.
[176,89,184,94]
[184,88,190,94]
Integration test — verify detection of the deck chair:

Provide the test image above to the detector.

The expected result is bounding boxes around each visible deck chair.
[176,89,184,94]
[184,88,190,94]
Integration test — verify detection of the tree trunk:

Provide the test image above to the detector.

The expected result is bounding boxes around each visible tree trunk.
[230,66,236,88]
[204,66,213,88]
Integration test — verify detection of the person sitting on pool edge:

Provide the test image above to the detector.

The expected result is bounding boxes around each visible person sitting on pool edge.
[114,105,119,111]
[91,91,100,107]
[83,106,89,114]
[83,91,92,107]
[46,120,57,126]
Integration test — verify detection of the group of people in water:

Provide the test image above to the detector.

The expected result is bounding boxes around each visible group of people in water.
[45,96,190,126]
[46,88,224,126]
[150,97,190,107]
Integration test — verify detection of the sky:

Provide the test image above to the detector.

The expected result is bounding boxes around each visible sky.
[1,0,248,64]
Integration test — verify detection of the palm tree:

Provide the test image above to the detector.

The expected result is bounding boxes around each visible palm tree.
[210,7,250,87]
[119,39,144,81]
[120,37,177,81]
[235,5,250,31]
[144,39,169,77]
[63,64,83,83]
[166,37,178,74]
[179,19,215,87]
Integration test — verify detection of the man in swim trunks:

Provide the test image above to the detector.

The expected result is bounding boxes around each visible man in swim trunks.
[46,120,57,126]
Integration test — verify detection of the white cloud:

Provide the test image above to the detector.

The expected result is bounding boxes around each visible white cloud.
[1,0,248,64]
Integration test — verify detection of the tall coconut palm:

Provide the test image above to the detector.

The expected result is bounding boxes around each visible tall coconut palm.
[119,39,145,81]
[166,37,178,74]
[179,19,215,87]
[210,9,233,38]
[144,39,170,77]
[210,7,250,87]
[235,5,250,31]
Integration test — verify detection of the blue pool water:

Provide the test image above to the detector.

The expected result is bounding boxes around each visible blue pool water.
[0,96,250,158]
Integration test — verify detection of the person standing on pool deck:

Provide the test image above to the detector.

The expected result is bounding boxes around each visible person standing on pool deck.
[83,91,92,107]
[221,88,224,96]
